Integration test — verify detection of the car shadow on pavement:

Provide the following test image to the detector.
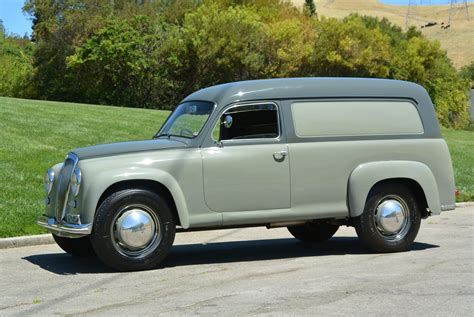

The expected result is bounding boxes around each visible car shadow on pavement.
[163,237,439,268]
[22,253,114,275]
[22,237,438,275]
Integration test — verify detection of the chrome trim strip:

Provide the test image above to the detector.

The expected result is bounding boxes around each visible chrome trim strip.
[211,101,282,143]
[56,152,79,222]
[37,215,92,238]
[441,204,456,211]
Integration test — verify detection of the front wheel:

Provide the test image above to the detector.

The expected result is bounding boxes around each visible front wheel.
[354,183,421,252]
[91,189,176,271]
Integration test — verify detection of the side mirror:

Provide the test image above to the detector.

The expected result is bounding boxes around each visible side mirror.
[223,115,233,129]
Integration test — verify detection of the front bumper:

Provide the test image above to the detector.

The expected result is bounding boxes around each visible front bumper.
[441,204,456,211]
[37,215,92,238]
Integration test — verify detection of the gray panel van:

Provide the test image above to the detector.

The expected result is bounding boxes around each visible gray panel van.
[38,78,456,271]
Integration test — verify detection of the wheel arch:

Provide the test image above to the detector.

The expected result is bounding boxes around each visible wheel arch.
[81,168,190,228]
[348,161,440,218]
[96,179,182,227]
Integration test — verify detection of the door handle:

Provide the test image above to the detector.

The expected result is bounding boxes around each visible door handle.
[273,151,288,162]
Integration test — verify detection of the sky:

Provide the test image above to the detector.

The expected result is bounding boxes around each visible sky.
[0,0,473,37]
[0,0,31,36]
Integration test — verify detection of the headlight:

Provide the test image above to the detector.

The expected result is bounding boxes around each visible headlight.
[70,167,82,197]
[44,168,55,195]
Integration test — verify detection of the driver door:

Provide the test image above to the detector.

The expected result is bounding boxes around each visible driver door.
[201,102,290,212]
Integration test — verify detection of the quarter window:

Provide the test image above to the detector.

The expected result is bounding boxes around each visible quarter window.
[213,103,279,141]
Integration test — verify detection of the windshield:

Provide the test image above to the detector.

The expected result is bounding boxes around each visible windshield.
[156,101,214,139]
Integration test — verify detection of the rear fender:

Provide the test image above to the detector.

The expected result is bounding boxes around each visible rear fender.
[348,161,440,217]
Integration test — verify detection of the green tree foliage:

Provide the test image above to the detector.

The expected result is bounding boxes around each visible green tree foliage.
[183,4,265,87]
[262,17,314,77]
[459,62,474,87]
[66,16,173,107]
[309,16,392,78]
[0,20,33,97]
[19,0,472,128]
[304,0,316,17]
[354,14,470,128]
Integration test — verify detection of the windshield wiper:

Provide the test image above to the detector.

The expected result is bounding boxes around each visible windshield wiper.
[154,133,192,140]
[155,133,172,139]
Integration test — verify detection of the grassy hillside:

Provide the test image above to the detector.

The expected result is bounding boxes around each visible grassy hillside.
[0,97,168,237]
[441,128,474,202]
[0,97,472,237]
[293,0,474,69]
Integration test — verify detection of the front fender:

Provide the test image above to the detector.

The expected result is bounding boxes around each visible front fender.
[81,168,190,228]
[348,161,440,217]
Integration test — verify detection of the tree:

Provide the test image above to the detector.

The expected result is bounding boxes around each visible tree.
[459,62,474,88]
[182,4,266,88]
[20,0,471,128]
[0,20,33,97]
[304,0,316,17]
[67,16,174,108]
[262,17,314,77]
[309,17,392,78]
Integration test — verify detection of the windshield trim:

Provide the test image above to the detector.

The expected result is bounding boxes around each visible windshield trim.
[154,100,216,139]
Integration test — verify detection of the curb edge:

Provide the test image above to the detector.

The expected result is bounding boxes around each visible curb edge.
[0,234,54,250]
[456,202,474,208]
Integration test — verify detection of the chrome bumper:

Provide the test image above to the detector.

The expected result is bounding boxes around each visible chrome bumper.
[37,215,92,238]
[441,204,456,211]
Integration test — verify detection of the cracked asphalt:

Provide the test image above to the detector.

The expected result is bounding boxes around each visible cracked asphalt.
[1,205,473,316]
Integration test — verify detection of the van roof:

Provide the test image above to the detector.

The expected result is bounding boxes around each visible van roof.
[182,77,432,108]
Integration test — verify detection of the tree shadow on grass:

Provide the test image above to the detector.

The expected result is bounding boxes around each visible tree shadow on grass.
[22,236,439,275]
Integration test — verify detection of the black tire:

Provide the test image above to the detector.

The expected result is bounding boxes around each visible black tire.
[53,234,95,257]
[91,189,176,271]
[354,183,421,252]
[288,222,339,243]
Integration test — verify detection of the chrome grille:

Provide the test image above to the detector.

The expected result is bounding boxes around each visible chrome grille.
[55,153,79,222]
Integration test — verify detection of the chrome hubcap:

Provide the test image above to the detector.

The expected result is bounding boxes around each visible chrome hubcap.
[115,209,155,249]
[111,205,161,258]
[374,196,411,241]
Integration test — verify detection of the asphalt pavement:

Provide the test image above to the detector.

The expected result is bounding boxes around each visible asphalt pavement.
[1,205,473,316]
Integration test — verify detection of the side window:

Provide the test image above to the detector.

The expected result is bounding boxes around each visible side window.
[213,103,279,141]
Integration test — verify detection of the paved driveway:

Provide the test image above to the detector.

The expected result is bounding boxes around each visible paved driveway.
[1,205,473,316]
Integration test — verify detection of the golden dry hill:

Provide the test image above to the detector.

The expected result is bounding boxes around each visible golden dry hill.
[292,0,473,69]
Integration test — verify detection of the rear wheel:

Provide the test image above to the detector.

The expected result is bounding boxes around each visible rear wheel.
[91,189,176,271]
[53,234,95,257]
[354,183,421,252]
[288,222,339,243]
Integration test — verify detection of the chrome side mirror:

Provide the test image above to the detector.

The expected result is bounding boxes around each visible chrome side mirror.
[223,115,233,129]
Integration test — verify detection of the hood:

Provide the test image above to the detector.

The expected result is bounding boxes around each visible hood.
[72,139,187,160]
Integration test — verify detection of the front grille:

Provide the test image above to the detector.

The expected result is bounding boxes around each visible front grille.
[55,153,79,222]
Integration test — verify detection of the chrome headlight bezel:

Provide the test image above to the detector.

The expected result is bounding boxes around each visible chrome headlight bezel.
[44,168,55,195]
[70,167,82,197]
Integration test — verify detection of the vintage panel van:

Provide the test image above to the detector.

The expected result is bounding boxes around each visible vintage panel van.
[38,78,456,271]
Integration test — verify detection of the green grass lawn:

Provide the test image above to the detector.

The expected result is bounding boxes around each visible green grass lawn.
[0,97,473,237]
[441,128,474,202]
[0,97,168,237]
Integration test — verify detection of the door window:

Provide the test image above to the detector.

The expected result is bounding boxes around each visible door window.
[213,103,279,141]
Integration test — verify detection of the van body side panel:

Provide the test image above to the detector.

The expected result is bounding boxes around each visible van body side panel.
[292,101,424,137]
[287,139,454,219]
